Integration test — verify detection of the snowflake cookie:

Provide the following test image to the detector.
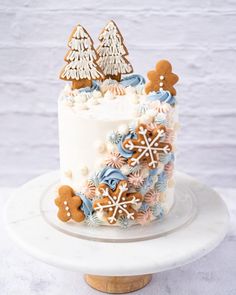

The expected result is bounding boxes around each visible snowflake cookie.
[93,180,143,224]
[123,124,172,169]
[55,185,85,222]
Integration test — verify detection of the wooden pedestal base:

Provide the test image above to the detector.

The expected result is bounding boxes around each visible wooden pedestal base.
[84,274,152,293]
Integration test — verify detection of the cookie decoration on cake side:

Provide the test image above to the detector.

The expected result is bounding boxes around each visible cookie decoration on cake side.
[123,124,172,169]
[55,185,85,222]
[94,180,143,224]
[57,21,179,227]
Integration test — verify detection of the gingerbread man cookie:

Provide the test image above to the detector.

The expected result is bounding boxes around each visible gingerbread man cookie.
[145,60,179,96]
[55,185,85,222]
[93,180,143,224]
[123,124,172,169]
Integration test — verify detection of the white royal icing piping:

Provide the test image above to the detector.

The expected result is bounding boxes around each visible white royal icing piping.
[97,21,132,76]
[61,25,103,81]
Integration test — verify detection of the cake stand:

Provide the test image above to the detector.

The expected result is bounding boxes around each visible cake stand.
[4,171,229,293]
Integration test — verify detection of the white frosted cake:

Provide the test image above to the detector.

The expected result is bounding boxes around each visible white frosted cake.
[55,21,179,227]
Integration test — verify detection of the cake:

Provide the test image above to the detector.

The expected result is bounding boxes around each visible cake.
[55,20,179,228]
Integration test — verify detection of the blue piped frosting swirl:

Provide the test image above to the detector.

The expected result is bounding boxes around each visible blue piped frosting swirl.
[78,80,100,93]
[117,133,137,158]
[76,193,93,217]
[148,90,176,106]
[97,167,127,191]
[120,74,145,88]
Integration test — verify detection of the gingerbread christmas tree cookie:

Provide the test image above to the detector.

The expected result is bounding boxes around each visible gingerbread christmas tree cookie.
[60,24,104,89]
[97,20,133,81]
[145,60,179,96]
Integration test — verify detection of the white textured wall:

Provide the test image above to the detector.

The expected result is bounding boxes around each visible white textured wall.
[1,0,236,187]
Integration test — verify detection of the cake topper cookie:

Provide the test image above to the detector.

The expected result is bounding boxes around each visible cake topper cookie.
[60,24,104,89]
[55,185,85,222]
[123,124,172,169]
[93,180,143,224]
[145,60,179,95]
[97,20,133,81]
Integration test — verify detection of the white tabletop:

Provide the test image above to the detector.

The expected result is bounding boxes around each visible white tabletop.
[1,186,235,295]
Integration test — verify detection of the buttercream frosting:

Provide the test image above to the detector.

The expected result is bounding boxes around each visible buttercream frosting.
[78,80,100,93]
[120,74,145,88]
[148,90,176,106]
[97,167,127,190]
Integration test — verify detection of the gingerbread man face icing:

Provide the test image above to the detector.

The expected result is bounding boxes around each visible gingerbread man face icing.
[93,180,143,224]
[123,124,172,169]
[145,60,179,96]
[55,185,85,222]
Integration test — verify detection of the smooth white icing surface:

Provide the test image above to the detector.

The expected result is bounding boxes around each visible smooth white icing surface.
[58,102,131,189]
[70,95,139,121]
